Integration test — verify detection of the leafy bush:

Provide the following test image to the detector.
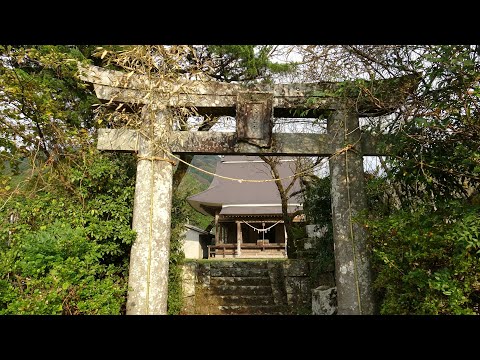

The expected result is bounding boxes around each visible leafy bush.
[0,222,127,314]
[368,201,480,314]
[0,152,136,314]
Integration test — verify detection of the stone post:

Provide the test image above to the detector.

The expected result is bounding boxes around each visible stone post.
[328,108,374,315]
[126,107,174,315]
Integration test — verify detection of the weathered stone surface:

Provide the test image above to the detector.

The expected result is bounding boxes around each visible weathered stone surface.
[196,262,210,287]
[181,262,196,281]
[312,286,337,315]
[81,64,418,117]
[236,91,273,148]
[285,277,311,306]
[212,285,272,296]
[125,109,173,315]
[182,260,317,315]
[317,272,336,288]
[217,305,287,315]
[210,276,271,286]
[284,259,309,277]
[97,129,139,152]
[97,128,387,156]
[182,280,195,298]
[171,131,385,156]
[86,61,419,316]
[267,262,288,306]
[218,295,274,306]
[181,297,196,315]
[328,108,374,315]
[306,224,328,239]
[180,264,197,314]
[210,267,269,277]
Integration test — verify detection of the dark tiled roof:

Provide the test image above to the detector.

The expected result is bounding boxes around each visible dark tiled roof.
[220,205,302,215]
[187,155,304,216]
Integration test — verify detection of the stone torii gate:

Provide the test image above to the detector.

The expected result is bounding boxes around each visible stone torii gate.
[80,65,418,315]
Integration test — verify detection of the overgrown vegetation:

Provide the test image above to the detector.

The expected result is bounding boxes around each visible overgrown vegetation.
[1,45,283,314]
[0,151,136,314]
[1,44,479,315]
[298,45,480,314]
[363,46,480,314]
[367,200,480,314]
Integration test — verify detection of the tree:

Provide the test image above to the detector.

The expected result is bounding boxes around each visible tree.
[259,155,324,257]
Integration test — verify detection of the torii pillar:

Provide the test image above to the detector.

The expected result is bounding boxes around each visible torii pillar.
[328,107,374,315]
[126,106,173,315]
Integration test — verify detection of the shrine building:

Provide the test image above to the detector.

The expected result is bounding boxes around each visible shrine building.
[187,155,304,258]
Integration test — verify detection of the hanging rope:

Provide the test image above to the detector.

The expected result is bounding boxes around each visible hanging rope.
[161,145,335,183]
[241,220,283,232]
[137,155,176,165]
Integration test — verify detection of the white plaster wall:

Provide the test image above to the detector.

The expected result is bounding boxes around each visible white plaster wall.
[184,229,202,259]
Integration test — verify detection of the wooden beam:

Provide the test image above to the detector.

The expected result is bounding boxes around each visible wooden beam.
[97,129,389,156]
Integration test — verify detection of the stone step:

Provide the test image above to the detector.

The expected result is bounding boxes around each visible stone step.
[213,295,275,306]
[209,260,270,268]
[217,305,289,315]
[210,276,271,287]
[210,267,270,277]
[210,285,272,296]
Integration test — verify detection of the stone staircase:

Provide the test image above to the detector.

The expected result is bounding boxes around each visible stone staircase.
[194,261,290,315]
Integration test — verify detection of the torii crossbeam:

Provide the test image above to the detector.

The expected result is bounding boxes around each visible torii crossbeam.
[80,64,418,315]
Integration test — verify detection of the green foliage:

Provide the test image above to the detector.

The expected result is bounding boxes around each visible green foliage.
[204,45,296,83]
[0,45,220,315]
[0,46,99,167]
[166,166,213,314]
[384,46,480,206]
[0,151,136,314]
[0,222,127,314]
[360,45,480,314]
[176,170,213,230]
[303,176,332,225]
[167,189,196,314]
[368,200,480,314]
[302,176,335,285]
[3,44,477,316]
[187,155,217,187]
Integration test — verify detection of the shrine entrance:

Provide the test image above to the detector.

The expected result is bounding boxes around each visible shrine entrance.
[80,64,418,315]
